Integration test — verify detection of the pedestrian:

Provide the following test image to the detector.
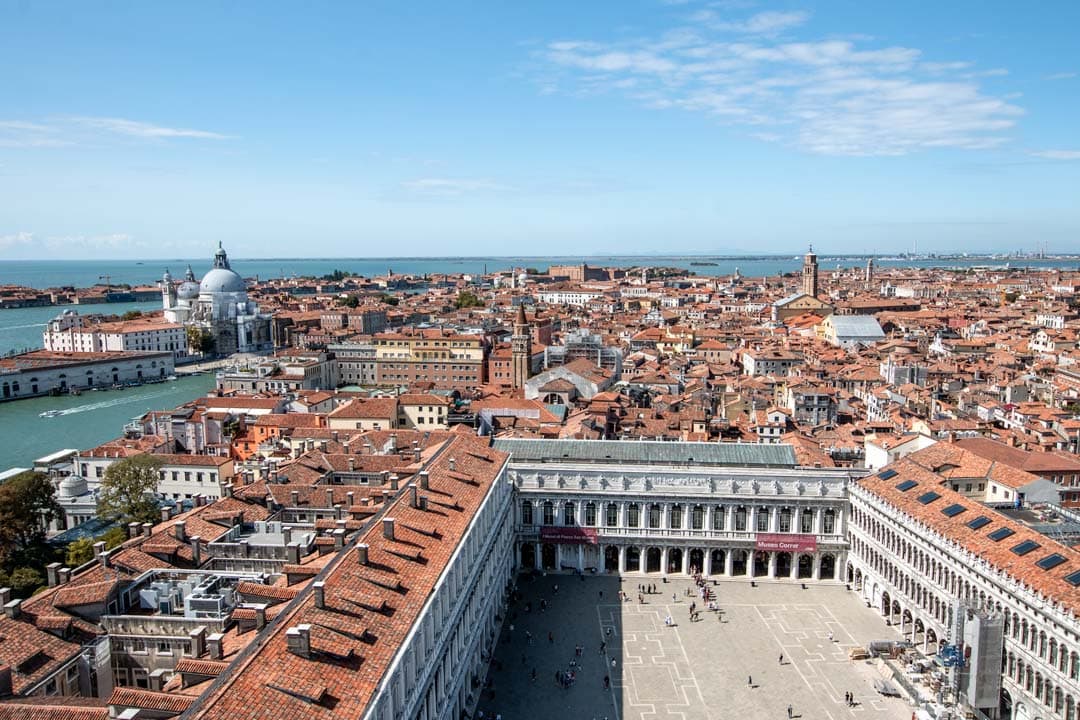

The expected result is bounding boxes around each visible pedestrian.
[611,658,617,669]
[787,704,793,718]
[600,641,606,654]
[531,668,537,683]
[548,631,554,644]
[672,592,677,603]
[599,590,603,600]
[747,675,753,687]
[603,675,610,690]
[779,653,783,665]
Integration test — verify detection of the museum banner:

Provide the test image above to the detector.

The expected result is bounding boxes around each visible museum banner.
[540,526,599,545]
[755,533,817,552]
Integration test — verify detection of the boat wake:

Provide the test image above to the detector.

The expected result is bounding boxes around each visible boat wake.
[47,390,174,417]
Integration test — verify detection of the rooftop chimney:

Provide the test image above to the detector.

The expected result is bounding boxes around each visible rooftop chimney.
[383,517,395,541]
[331,430,339,443]
[389,434,398,452]
[189,627,207,658]
[333,528,346,549]
[419,496,429,512]
[286,542,301,565]
[290,490,300,506]
[58,567,71,585]
[190,536,202,566]
[320,440,328,452]
[326,487,335,507]
[161,506,172,523]
[449,457,456,472]
[419,471,430,490]
[207,633,224,660]
[356,544,369,565]
[413,447,422,462]
[3,599,21,620]
[348,457,356,472]
[389,474,399,491]
[410,485,418,508]
[223,483,233,498]
[128,521,141,539]
[46,562,62,588]
[285,624,312,658]
[142,522,153,538]
[255,604,267,630]
[313,581,326,609]
[174,521,186,542]
[346,491,355,507]
[0,589,8,607]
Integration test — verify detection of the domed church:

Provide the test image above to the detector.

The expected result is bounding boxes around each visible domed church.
[161,242,272,355]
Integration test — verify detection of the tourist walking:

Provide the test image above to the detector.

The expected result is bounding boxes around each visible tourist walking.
[787,704,793,718]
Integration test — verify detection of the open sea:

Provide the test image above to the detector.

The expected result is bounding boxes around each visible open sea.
[1,254,1077,468]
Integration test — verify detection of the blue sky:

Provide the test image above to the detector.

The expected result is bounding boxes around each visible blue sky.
[1,0,1078,259]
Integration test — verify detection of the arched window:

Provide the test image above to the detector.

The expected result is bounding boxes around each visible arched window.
[606,503,618,527]
[628,503,640,527]
[542,501,555,526]
[735,506,747,531]
[692,505,704,530]
[756,507,770,532]
[779,507,792,532]
[521,500,533,525]
[670,504,683,529]
[585,502,597,526]
[563,502,576,526]
[648,504,661,529]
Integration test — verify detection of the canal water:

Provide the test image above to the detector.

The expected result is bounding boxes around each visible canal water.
[0,373,216,470]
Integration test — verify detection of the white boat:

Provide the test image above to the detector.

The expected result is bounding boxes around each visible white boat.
[39,410,63,418]
[167,375,178,381]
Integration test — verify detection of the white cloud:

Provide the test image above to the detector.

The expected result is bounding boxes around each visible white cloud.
[401,178,509,196]
[1044,72,1076,81]
[1030,150,1080,160]
[702,10,811,35]
[539,14,1022,156]
[69,117,230,139]
[0,232,143,255]
[0,116,231,147]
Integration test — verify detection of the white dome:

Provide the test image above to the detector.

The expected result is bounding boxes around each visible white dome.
[178,281,200,300]
[200,267,246,294]
[59,474,88,498]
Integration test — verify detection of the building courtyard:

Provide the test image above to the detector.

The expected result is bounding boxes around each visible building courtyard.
[478,574,914,720]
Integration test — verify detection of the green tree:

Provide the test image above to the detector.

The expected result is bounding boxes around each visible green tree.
[100,526,128,549]
[343,294,360,308]
[379,293,399,306]
[186,326,216,355]
[121,310,143,320]
[97,455,164,525]
[66,537,96,567]
[0,470,62,570]
[454,291,483,309]
[9,567,44,597]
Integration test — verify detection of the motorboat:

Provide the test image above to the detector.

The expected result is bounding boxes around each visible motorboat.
[39,410,63,418]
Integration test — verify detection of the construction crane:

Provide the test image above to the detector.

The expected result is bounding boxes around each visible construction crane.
[99,274,111,293]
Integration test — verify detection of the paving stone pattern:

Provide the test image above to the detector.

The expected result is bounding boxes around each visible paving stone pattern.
[478,574,913,720]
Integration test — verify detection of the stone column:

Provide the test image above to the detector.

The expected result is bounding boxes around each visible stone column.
[815,508,825,535]
[555,543,562,570]
[681,548,690,575]
[726,505,736,532]
[619,502,627,528]
[661,547,669,576]
[790,555,799,580]
[577,545,584,572]
[661,504,671,530]
[704,550,713,575]
[618,546,626,573]
[748,506,757,535]
[812,553,821,581]
[724,550,734,576]
[535,542,542,570]
[767,552,776,578]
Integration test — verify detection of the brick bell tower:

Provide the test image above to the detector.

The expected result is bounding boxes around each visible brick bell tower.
[511,304,531,390]
[802,245,819,298]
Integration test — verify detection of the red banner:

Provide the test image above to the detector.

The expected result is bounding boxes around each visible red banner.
[540,526,599,545]
[755,533,816,552]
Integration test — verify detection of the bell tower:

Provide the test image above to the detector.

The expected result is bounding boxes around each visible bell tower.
[802,245,819,298]
[511,304,532,390]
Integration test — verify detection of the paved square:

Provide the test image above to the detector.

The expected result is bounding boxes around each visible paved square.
[478,575,912,720]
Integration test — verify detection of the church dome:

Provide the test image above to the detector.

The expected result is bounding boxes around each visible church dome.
[198,242,245,293]
[177,281,200,300]
[58,474,88,499]
[200,268,246,294]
